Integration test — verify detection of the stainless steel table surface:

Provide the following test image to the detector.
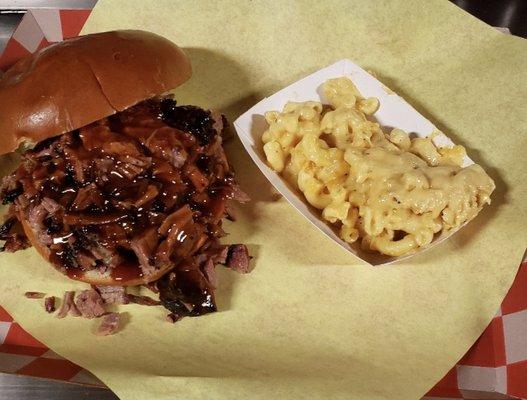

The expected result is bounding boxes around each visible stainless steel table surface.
[0,0,526,399]
[0,372,118,399]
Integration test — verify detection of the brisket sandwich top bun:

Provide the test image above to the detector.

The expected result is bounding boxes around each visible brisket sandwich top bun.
[0,31,250,318]
[0,30,191,156]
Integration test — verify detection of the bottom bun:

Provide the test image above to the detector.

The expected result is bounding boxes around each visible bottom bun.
[20,217,171,286]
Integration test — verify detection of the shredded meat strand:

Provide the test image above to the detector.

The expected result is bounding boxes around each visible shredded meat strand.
[56,291,80,318]
[24,291,45,299]
[126,294,161,306]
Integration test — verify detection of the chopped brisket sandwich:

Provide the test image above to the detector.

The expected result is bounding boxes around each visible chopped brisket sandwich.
[0,30,250,321]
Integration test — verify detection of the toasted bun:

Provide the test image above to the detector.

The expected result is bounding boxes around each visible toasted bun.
[20,218,172,286]
[0,30,192,156]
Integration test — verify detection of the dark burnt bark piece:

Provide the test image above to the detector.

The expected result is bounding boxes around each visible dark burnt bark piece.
[160,100,217,146]
[158,269,216,318]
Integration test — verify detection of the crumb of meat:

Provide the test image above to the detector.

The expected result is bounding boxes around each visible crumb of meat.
[44,296,56,313]
[231,185,250,203]
[24,291,45,299]
[166,313,182,323]
[226,244,251,273]
[75,290,106,319]
[57,291,80,318]
[95,312,121,336]
[94,285,129,305]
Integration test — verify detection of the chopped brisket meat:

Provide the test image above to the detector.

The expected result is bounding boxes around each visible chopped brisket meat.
[24,291,45,299]
[226,244,251,273]
[41,197,61,213]
[94,285,129,305]
[57,291,80,318]
[0,215,16,238]
[209,110,225,136]
[95,312,121,336]
[130,228,159,277]
[231,186,251,203]
[2,234,30,252]
[0,97,251,318]
[45,296,56,313]
[70,184,103,211]
[160,102,218,146]
[74,289,106,318]
[0,175,23,205]
[203,259,218,289]
[158,268,216,318]
[0,212,30,252]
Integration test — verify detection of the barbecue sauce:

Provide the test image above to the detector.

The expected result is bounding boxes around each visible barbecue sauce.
[1,98,241,315]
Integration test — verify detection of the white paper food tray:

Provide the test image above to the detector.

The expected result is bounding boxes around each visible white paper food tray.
[233,59,474,266]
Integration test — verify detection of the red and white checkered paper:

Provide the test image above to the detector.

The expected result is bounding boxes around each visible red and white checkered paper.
[0,9,526,399]
[0,9,92,70]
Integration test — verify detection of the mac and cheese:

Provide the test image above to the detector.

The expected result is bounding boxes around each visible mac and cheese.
[262,77,495,257]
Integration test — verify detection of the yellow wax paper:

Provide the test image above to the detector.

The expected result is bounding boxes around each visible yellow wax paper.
[1,0,526,399]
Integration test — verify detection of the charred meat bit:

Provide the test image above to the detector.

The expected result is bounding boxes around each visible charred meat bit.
[0,216,17,238]
[95,312,121,336]
[158,268,216,318]
[165,312,182,323]
[45,296,56,313]
[161,101,217,146]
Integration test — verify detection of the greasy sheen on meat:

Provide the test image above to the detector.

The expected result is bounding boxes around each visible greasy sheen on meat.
[0,97,250,319]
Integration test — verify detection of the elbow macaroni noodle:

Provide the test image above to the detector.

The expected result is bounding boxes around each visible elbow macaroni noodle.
[262,77,495,257]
